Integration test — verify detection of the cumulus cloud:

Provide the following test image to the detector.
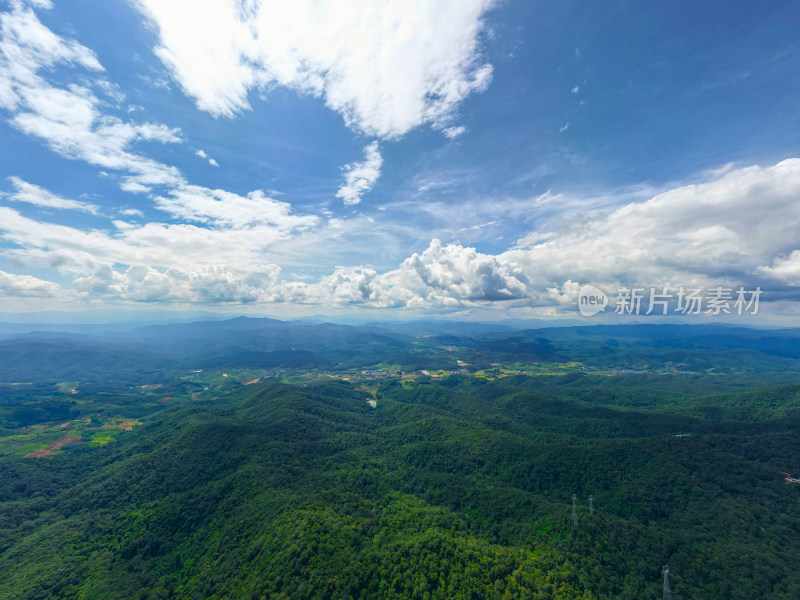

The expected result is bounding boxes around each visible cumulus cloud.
[132,0,495,138]
[73,263,280,303]
[268,267,403,307]
[0,2,184,192]
[504,158,800,305]
[0,268,61,297]
[757,251,800,285]
[335,142,383,206]
[2,224,530,307]
[401,239,529,302]
[267,239,529,309]
[271,158,800,311]
[5,176,98,213]
[17,0,785,316]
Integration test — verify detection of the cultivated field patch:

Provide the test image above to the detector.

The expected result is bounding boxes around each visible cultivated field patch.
[25,434,82,458]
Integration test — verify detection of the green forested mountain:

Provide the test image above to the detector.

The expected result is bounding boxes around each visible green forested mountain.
[3,371,800,599]
[4,320,800,385]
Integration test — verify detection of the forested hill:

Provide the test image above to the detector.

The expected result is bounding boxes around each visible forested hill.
[2,318,800,384]
[2,374,800,599]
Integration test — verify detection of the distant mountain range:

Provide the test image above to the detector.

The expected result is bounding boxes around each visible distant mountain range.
[2,318,800,384]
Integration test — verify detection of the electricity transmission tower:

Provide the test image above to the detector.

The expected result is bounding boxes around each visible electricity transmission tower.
[663,565,672,600]
[588,494,594,515]
[571,494,578,527]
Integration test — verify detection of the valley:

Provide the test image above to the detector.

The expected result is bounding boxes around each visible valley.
[2,319,800,598]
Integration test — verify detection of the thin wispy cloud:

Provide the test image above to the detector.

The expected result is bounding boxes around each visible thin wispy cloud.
[336,142,383,206]
[5,177,98,214]
[0,2,183,194]
[195,149,219,167]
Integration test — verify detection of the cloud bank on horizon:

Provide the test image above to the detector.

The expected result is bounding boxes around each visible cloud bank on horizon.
[0,0,799,321]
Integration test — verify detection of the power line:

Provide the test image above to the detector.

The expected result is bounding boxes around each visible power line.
[569,496,671,599]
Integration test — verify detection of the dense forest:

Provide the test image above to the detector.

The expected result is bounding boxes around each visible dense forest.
[2,363,800,599]
[4,319,800,386]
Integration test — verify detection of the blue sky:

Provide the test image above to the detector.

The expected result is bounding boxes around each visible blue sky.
[0,0,799,322]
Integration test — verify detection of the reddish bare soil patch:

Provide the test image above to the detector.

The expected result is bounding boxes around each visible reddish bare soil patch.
[26,435,82,458]
[245,378,260,385]
[357,385,378,398]
[157,397,173,403]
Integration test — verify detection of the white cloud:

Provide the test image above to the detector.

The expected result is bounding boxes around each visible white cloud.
[0,204,285,274]
[268,238,529,309]
[571,86,579,94]
[96,79,125,104]
[400,239,529,302]
[153,184,320,229]
[757,251,800,285]
[0,3,360,307]
[559,122,569,134]
[275,158,800,311]
[0,0,102,113]
[11,158,800,311]
[442,125,467,139]
[2,17,799,325]
[132,0,496,138]
[120,208,144,217]
[0,167,360,287]
[335,142,382,206]
[10,88,184,192]
[0,268,61,297]
[22,0,53,10]
[503,158,800,304]
[73,264,280,303]
[0,2,185,192]
[268,267,400,307]
[195,149,219,166]
[5,176,98,213]
[702,161,736,178]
